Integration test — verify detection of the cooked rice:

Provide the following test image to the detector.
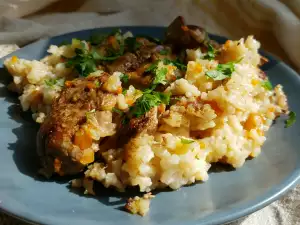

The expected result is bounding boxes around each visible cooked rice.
[5,35,289,204]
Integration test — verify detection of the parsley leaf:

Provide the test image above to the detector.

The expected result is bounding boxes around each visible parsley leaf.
[129,90,170,118]
[58,40,69,47]
[205,61,236,81]
[145,61,159,73]
[181,138,195,144]
[125,37,142,52]
[261,80,273,90]
[65,48,97,77]
[112,107,124,115]
[45,78,65,88]
[152,67,168,86]
[159,49,170,55]
[89,29,121,45]
[285,111,296,128]
[203,44,216,60]
[163,58,187,71]
[94,80,101,87]
[120,73,129,83]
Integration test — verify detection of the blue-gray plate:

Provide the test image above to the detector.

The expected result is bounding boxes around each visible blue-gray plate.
[0,27,299,225]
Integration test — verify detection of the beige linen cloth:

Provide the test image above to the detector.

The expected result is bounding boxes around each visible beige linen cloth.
[0,0,299,225]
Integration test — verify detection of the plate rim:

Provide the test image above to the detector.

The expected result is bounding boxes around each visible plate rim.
[0,26,300,225]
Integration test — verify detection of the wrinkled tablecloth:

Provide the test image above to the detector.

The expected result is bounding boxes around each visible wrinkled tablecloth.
[0,0,299,225]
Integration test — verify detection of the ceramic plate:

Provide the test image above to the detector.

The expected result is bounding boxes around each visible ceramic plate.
[0,27,299,225]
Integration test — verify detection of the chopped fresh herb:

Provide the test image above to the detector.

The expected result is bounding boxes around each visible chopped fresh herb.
[163,58,187,71]
[129,90,170,118]
[205,60,238,81]
[122,116,130,125]
[159,49,170,55]
[203,44,216,60]
[44,78,65,87]
[92,49,121,61]
[94,80,101,87]
[58,40,69,47]
[112,107,124,115]
[122,89,128,95]
[261,80,273,90]
[125,37,142,52]
[89,29,121,45]
[145,61,159,73]
[91,37,124,61]
[285,111,296,128]
[152,67,168,86]
[120,73,129,83]
[181,138,195,144]
[86,109,96,120]
[89,33,108,45]
[136,35,161,44]
[65,48,97,77]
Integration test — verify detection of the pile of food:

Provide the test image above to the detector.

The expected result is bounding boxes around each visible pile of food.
[4,16,295,216]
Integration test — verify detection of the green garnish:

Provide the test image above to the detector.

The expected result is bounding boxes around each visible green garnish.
[58,40,69,47]
[86,109,96,120]
[94,80,101,87]
[125,37,142,52]
[44,78,65,87]
[203,44,216,60]
[181,138,195,144]
[152,67,168,87]
[129,89,170,118]
[163,58,187,71]
[145,61,159,73]
[159,49,170,55]
[120,73,129,83]
[285,111,296,128]
[261,80,273,90]
[89,29,121,45]
[112,107,124,115]
[122,89,128,95]
[205,61,236,81]
[65,48,97,77]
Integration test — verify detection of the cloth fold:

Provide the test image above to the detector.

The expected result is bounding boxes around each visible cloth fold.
[0,1,299,225]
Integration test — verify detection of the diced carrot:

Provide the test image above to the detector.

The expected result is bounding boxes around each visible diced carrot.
[80,149,95,165]
[244,114,263,131]
[224,40,231,48]
[268,107,275,113]
[199,141,206,149]
[108,36,118,49]
[181,25,189,31]
[11,56,18,63]
[244,114,257,131]
[116,87,122,94]
[87,82,95,89]
[158,104,166,113]
[54,158,62,173]
[194,63,202,73]
[65,81,72,87]
[126,99,134,106]
[251,79,260,86]
[205,101,223,116]
[74,129,93,150]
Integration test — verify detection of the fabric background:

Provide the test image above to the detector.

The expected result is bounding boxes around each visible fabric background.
[0,0,299,224]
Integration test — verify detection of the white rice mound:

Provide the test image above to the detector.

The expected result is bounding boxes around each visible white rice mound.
[5,36,289,195]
